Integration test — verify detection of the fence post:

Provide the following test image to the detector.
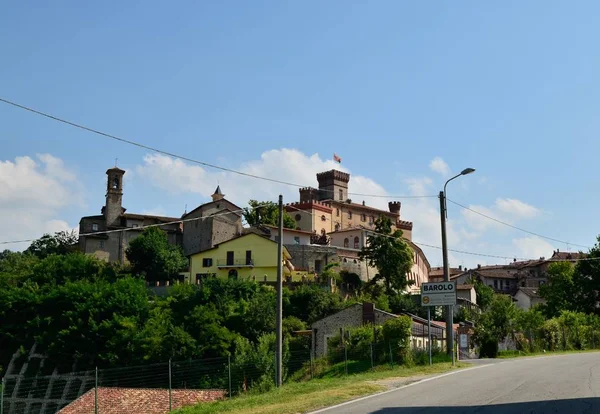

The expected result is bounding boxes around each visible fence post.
[168,358,172,412]
[389,343,394,368]
[228,355,232,398]
[1,376,4,414]
[94,367,99,414]
[370,343,374,371]
[309,351,314,380]
[344,345,348,375]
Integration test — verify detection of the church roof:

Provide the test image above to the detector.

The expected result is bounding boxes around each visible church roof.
[213,185,223,195]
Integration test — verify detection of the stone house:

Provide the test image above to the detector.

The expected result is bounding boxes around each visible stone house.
[180,186,243,256]
[311,303,445,357]
[78,167,182,263]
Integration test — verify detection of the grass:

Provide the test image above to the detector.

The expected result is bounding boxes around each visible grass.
[176,362,466,414]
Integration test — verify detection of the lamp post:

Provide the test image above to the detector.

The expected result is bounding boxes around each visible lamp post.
[440,168,475,364]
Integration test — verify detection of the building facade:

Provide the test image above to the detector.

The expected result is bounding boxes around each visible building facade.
[181,186,243,256]
[78,167,182,263]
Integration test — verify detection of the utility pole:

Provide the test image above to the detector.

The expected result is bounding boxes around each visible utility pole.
[276,195,283,387]
[440,190,454,364]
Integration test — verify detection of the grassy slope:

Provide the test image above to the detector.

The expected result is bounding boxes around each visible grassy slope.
[177,362,465,414]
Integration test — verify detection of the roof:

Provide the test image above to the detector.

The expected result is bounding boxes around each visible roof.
[79,215,105,222]
[213,185,223,195]
[406,240,431,271]
[263,225,314,235]
[551,250,586,261]
[123,213,180,223]
[189,232,291,259]
[106,167,126,174]
[183,198,243,219]
[58,387,225,414]
[457,284,474,290]
[517,287,542,299]
[430,267,463,277]
[328,225,371,234]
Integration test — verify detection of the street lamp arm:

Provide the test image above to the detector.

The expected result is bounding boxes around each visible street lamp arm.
[443,173,463,195]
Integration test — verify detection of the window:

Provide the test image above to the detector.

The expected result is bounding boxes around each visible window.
[369,216,374,224]
[361,214,366,222]
[321,215,326,222]
[246,250,252,265]
[336,208,340,217]
[335,223,340,231]
[344,238,349,248]
[354,236,359,249]
[202,258,213,267]
[493,280,498,289]
[99,241,104,249]
[315,260,322,273]
[92,223,98,231]
[339,189,343,201]
[348,211,352,219]
[294,236,300,245]
[226,251,234,266]
[295,214,302,221]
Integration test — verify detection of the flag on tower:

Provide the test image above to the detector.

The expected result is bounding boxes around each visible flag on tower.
[333,153,342,163]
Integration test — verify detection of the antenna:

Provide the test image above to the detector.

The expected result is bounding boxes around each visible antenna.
[115,158,118,167]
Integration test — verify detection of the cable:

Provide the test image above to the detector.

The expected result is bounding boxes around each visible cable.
[0,97,436,200]
[0,208,246,245]
[447,198,591,250]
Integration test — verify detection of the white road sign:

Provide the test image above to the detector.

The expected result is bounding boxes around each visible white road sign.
[420,281,457,306]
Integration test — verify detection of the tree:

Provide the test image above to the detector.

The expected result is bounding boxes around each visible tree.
[539,261,577,318]
[243,200,295,229]
[125,227,187,281]
[26,230,78,259]
[473,294,518,357]
[0,250,39,287]
[284,285,344,325]
[359,216,413,295]
[474,281,495,312]
[572,239,600,315]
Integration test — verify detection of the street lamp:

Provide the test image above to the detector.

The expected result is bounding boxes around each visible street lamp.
[440,167,475,364]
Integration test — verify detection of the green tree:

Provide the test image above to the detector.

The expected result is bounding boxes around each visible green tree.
[473,294,518,357]
[243,200,296,229]
[539,261,577,318]
[0,250,39,287]
[474,280,494,312]
[359,216,413,295]
[126,227,187,281]
[572,239,600,315]
[284,284,344,325]
[25,230,78,259]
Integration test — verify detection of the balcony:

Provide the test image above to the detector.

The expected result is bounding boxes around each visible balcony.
[217,258,254,268]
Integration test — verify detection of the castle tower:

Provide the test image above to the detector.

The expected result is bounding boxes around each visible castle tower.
[316,170,350,202]
[105,167,125,227]
[388,201,401,215]
[212,185,225,202]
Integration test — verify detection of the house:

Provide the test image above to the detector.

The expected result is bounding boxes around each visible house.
[187,232,298,284]
[311,303,445,357]
[181,186,243,256]
[514,287,545,310]
[58,387,225,414]
[453,264,520,294]
[429,266,464,283]
[78,167,182,263]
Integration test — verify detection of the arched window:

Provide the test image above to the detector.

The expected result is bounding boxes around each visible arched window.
[354,236,359,249]
[344,238,349,248]
[321,215,326,221]
[228,269,238,280]
[295,214,302,221]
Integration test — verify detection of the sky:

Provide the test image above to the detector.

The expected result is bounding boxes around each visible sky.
[1,1,599,267]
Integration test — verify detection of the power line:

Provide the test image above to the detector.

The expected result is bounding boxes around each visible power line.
[0,208,246,246]
[447,198,591,250]
[0,97,436,200]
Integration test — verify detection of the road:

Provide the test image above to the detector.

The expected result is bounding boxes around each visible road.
[314,353,600,413]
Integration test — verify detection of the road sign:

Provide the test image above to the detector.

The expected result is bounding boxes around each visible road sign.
[420,281,457,306]
[460,334,468,348]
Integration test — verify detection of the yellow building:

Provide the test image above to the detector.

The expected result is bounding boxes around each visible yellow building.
[189,232,304,283]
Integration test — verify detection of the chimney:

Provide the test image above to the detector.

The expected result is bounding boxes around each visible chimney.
[458,265,462,271]
[477,264,481,269]
[362,303,375,324]
[362,200,366,206]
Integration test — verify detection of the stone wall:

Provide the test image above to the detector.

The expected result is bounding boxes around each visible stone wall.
[284,244,338,273]
[311,304,363,356]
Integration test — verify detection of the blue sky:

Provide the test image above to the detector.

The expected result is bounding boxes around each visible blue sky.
[1,1,598,266]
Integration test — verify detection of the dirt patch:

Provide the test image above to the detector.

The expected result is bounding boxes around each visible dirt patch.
[368,373,440,390]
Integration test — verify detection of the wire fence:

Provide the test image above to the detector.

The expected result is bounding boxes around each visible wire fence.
[0,334,453,414]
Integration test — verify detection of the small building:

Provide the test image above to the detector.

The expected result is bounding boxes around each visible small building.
[78,167,182,263]
[429,266,464,283]
[181,186,243,256]
[311,303,445,357]
[58,387,225,414]
[457,284,476,304]
[514,287,545,310]
[188,232,297,284]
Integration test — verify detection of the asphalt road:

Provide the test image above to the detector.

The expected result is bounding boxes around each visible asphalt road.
[314,353,600,414]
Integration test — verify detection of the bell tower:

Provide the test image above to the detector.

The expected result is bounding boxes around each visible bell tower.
[105,167,125,227]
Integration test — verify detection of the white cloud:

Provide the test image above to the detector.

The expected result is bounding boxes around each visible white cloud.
[513,236,554,260]
[403,177,432,197]
[0,154,81,251]
[429,157,450,176]
[136,149,391,211]
[495,198,540,219]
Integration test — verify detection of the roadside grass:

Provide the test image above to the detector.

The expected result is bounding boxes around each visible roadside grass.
[497,348,600,359]
[176,362,466,414]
